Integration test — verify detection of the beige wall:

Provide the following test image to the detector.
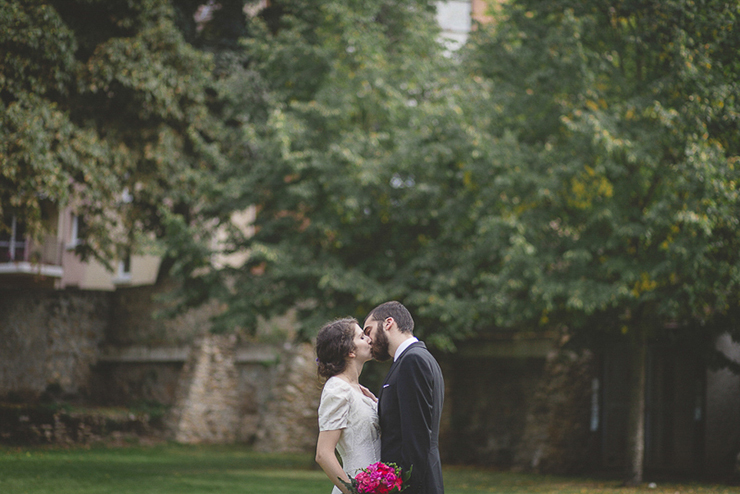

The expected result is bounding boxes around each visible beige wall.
[211,206,256,270]
[472,0,498,24]
[57,208,161,291]
[61,254,160,291]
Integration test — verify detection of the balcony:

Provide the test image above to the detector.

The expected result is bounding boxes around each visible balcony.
[0,235,64,279]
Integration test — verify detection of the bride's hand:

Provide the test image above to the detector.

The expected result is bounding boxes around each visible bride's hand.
[359,385,378,402]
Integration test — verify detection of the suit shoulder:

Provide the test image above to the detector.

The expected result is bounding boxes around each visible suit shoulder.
[405,343,437,361]
[400,346,438,368]
[404,345,443,373]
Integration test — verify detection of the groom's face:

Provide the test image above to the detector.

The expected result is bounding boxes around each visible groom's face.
[363,317,391,362]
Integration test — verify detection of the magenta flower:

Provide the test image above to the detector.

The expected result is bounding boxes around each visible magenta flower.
[339,462,411,494]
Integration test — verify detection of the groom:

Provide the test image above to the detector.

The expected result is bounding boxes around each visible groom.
[363,301,444,494]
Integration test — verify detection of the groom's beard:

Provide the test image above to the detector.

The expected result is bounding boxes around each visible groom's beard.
[371,328,392,362]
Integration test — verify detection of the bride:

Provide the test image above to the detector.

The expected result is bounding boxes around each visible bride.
[315,317,381,494]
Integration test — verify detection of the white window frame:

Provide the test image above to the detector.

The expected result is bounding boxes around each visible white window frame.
[113,253,133,284]
[67,214,83,250]
[0,215,26,262]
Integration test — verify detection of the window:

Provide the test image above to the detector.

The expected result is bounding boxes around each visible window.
[0,214,27,262]
[67,214,85,249]
[114,251,132,284]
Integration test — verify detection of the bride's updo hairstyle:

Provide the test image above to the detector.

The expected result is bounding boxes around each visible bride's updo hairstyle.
[315,317,358,379]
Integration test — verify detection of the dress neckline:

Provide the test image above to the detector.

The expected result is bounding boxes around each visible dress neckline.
[332,375,361,392]
[330,376,375,405]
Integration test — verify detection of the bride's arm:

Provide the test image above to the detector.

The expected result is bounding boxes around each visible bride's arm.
[316,429,351,494]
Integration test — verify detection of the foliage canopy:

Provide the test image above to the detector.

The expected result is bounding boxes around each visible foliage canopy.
[465,0,740,349]
[202,0,494,344]
[0,0,229,264]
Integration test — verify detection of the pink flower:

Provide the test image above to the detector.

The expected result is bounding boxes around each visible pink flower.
[341,461,408,494]
[393,476,403,490]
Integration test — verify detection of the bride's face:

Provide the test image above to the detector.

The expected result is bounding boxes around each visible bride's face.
[350,323,373,362]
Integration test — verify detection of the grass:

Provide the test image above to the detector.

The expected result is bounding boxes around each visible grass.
[0,444,738,494]
[442,466,740,493]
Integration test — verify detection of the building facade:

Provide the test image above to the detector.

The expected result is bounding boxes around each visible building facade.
[0,207,159,291]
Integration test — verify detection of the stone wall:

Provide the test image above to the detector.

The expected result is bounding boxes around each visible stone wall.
[0,286,322,454]
[0,289,111,400]
[253,343,321,453]
[513,339,596,474]
[0,287,586,461]
[440,334,597,474]
[169,334,241,443]
[89,359,184,406]
[93,339,320,452]
[107,280,220,347]
[704,334,740,477]
[444,355,547,466]
[11,286,740,478]
[0,404,165,446]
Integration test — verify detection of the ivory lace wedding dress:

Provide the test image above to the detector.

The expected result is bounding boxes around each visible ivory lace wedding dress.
[318,376,381,494]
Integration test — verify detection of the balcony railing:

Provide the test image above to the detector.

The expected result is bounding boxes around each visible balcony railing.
[0,235,64,276]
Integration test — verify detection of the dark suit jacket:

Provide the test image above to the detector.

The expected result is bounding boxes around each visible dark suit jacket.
[378,341,444,494]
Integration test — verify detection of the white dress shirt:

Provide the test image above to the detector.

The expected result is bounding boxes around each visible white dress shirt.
[393,336,419,362]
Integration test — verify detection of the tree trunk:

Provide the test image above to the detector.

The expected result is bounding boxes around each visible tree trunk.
[624,326,647,486]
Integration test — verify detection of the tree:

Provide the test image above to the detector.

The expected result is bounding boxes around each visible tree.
[0,1,114,247]
[152,1,738,482]
[0,0,230,265]
[191,0,496,342]
[465,0,740,484]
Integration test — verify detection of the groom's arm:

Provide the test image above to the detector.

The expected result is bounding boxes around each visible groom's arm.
[397,351,435,493]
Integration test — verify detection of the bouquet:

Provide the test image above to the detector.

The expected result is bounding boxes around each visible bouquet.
[339,462,411,494]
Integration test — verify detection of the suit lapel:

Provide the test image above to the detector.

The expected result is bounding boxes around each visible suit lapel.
[378,358,400,402]
[378,341,425,401]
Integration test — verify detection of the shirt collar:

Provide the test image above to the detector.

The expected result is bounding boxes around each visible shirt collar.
[393,337,419,362]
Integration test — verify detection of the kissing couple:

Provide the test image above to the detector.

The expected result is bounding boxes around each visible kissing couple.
[315,301,445,494]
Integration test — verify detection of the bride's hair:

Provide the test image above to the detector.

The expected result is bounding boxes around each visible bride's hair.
[315,317,358,379]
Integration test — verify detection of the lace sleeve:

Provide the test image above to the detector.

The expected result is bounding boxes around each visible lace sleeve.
[318,377,351,431]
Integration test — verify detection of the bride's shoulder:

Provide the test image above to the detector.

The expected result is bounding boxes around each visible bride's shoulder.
[320,377,353,407]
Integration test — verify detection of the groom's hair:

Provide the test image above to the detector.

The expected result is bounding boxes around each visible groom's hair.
[368,301,414,334]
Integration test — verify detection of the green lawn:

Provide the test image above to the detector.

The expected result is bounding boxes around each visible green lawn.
[0,444,738,494]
